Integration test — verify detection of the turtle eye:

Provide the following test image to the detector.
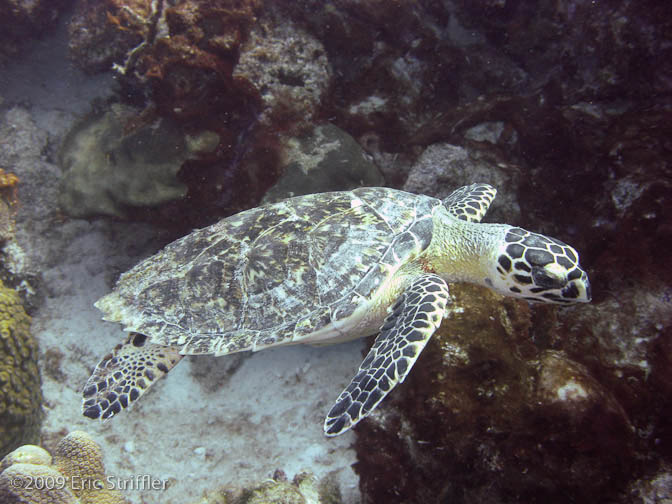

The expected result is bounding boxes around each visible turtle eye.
[531,265,566,289]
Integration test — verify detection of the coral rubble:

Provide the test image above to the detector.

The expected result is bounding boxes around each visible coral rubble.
[189,471,342,504]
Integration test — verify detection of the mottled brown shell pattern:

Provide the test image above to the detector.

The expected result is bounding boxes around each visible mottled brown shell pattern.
[95,188,440,356]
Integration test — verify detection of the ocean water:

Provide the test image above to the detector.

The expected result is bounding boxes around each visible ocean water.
[0,2,670,504]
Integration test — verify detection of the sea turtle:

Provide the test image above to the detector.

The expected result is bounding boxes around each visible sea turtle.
[81,183,591,436]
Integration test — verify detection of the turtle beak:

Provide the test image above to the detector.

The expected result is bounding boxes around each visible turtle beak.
[581,273,592,302]
[566,271,591,303]
[553,269,590,304]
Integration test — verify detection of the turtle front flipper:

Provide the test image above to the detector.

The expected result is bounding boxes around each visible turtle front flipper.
[324,274,450,436]
[81,332,183,420]
[442,183,497,222]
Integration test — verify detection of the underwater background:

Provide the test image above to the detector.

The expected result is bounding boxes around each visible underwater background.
[0,1,671,503]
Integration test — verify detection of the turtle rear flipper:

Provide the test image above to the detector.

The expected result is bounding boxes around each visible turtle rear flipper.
[324,274,450,436]
[81,332,183,420]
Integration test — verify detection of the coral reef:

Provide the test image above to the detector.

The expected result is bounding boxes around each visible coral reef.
[282,1,530,148]
[0,106,70,312]
[20,1,672,502]
[0,431,130,504]
[353,284,635,502]
[0,279,42,460]
[402,142,521,224]
[69,0,261,83]
[282,0,672,149]
[365,88,672,503]
[0,169,19,199]
[453,0,672,98]
[233,14,332,127]
[0,0,68,65]
[0,434,346,504]
[68,0,162,75]
[66,1,337,224]
[68,0,263,121]
[628,465,672,503]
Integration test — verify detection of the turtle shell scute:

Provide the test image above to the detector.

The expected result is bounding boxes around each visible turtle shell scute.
[95,188,440,354]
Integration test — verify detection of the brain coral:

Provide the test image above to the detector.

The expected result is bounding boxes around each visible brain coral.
[53,431,128,504]
[0,445,51,472]
[0,463,80,504]
[0,279,42,459]
[0,431,129,504]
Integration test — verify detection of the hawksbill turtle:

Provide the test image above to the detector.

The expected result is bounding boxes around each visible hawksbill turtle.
[81,183,591,436]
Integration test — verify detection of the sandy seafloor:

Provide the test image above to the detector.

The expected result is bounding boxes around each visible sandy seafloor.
[0,19,362,504]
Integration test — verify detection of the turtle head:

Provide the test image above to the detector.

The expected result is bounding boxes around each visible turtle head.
[487,227,591,304]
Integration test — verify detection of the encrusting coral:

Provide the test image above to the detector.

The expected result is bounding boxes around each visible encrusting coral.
[0,431,130,504]
[0,279,42,460]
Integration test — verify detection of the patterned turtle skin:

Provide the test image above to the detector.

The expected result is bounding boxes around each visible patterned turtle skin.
[82,184,591,436]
